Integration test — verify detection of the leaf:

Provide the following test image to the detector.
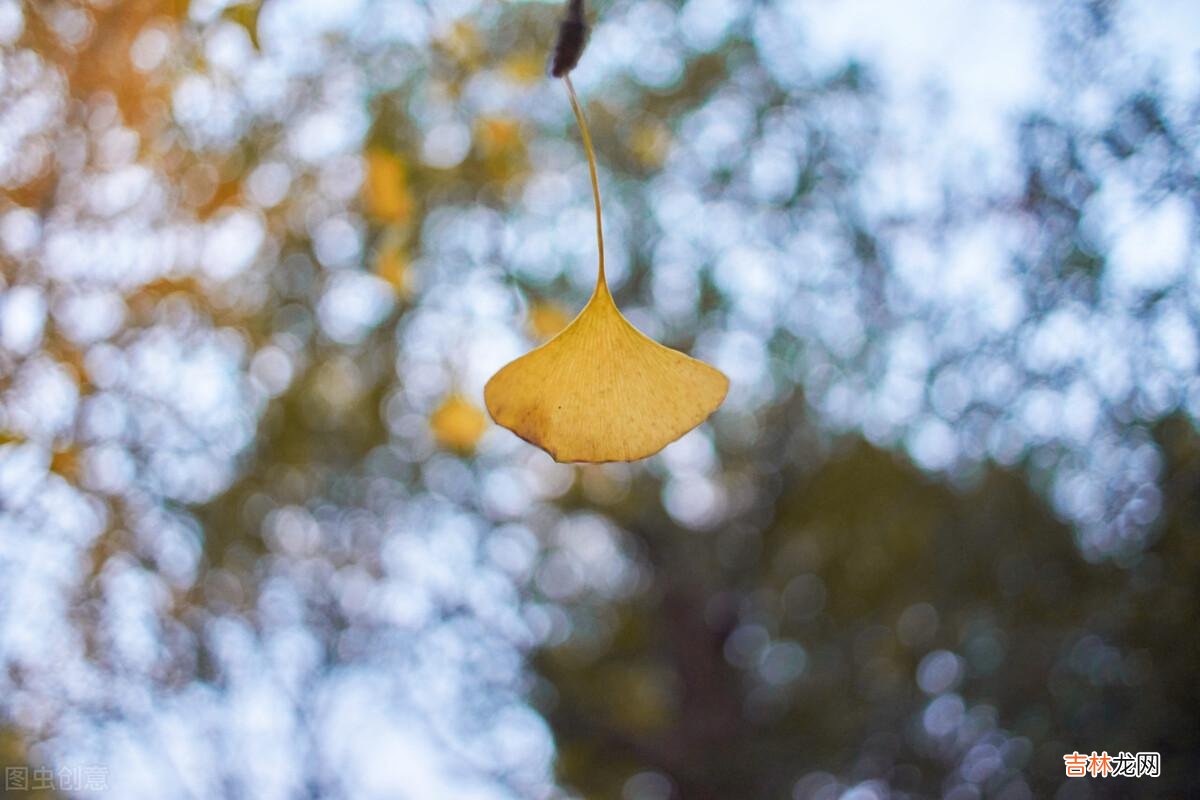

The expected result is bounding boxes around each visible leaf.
[436,20,483,70]
[430,394,488,453]
[222,1,262,50]
[485,282,727,463]
[484,77,727,463]
[474,116,527,183]
[628,118,671,169]
[373,230,412,296]
[476,117,522,153]
[50,447,81,482]
[363,150,413,224]
[501,50,547,85]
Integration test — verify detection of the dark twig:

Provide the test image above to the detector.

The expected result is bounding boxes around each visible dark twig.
[549,0,588,77]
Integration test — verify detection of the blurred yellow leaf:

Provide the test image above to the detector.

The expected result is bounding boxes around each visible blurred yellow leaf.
[430,394,488,453]
[363,150,413,224]
[501,50,546,85]
[476,117,522,154]
[125,276,207,324]
[222,1,261,50]
[474,116,527,184]
[50,447,81,482]
[129,276,202,301]
[527,301,569,341]
[437,20,483,70]
[485,282,727,463]
[44,335,87,387]
[629,119,671,169]
[373,233,412,296]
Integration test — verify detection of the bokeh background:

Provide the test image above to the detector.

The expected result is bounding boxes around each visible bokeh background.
[1,0,1198,798]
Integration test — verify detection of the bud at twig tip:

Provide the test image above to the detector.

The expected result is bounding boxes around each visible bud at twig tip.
[549,0,588,78]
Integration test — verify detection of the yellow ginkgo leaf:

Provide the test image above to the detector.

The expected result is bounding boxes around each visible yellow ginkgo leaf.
[430,393,488,453]
[485,78,727,463]
[486,281,727,462]
[363,150,413,223]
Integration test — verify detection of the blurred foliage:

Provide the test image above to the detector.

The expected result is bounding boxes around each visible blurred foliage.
[0,0,1197,798]
[540,418,1200,797]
